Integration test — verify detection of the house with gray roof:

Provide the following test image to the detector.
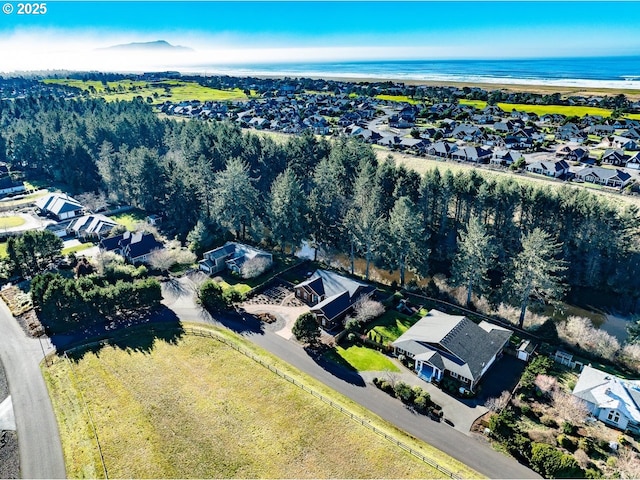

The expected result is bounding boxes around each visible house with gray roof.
[68,214,119,239]
[35,193,84,221]
[627,152,640,170]
[526,159,570,178]
[199,242,272,276]
[99,230,163,264]
[294,269,376,329]
[392,309,511,393]
[575,166,632,188]
[573,365,640,434]
[450,145,493,164]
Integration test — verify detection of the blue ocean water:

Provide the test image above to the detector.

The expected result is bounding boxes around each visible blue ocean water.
[195,56,640,88]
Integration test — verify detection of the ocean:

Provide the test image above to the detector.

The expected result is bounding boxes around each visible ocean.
[190,56,640,89]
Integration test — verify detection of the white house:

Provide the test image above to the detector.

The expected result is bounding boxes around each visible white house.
[573,365,640,434]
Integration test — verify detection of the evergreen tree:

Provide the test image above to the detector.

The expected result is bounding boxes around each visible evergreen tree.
[292,312,321,347]
[345,159,384,279]
[308,158,347,257]
[210,158,259,240]
[268,168,307,253]
[386,196,427,287]
[510,228,566,328]
[452,216,496,306]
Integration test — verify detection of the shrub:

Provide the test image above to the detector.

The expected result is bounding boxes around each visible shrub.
[520,404,532,416]
[489,410,517,441]
[347,332,357,342]
[394,381,415,404]
[530,442,584,478]
[540,415,558,428]
[557,434,577,452]
[584,468,602,478]
[509,434,532,461]
[414,394,431,413]
[578,437,593,454]
[379,380,393,394]
[573,449,591,469]
[562,421,576,435]
[292,312,321,347]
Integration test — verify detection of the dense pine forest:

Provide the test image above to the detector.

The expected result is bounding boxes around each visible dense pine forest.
[1,94,639,314]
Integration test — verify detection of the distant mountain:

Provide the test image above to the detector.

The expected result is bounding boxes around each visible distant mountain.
[99,40,193,52]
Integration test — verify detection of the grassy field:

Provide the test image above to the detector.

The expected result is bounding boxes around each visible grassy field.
[0,216,25,229]
[381,150,640,208]
[43,79,250,104]
[43,327,480,478]
[328,344,400,372]
[375,94,423,105]
[459,99,620,117]
[0,242,7,258]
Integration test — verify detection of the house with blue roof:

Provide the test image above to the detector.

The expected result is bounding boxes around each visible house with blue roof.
[573,365,640,434]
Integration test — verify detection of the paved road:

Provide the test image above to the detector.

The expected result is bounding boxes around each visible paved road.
[162,278,540,479]
[0,301,65,479]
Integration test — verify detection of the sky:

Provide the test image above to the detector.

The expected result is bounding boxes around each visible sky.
[1,1,640,72]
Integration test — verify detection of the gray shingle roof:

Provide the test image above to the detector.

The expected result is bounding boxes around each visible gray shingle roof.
[392,309,511,382]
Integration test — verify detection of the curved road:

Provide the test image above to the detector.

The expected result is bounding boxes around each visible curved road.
[0,301,65,478]
[162,278,540,479]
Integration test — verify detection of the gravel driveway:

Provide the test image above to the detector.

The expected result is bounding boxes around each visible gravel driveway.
[0,359,18,479]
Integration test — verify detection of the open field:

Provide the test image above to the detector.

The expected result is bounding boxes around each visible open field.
[458,99,640,118]
[0,243,7,258]
[43,79,250,104]
[375,94,422,105]
[381,150,640,208]
[43,327,479,478]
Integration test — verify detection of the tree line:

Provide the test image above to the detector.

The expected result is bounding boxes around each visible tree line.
[1,94,639,316]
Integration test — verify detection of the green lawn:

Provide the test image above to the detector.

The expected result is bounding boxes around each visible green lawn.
[43,326,479,478]
[110,209,147,231]
[43,78,250,104]
[0,242,7,258]
[218,280,252,295]
[0,216,26,229]
[327,345,400,372]
[62,243,94,256]
[459,99,619,118]
[367,310,422,344]
[375,94,423,105]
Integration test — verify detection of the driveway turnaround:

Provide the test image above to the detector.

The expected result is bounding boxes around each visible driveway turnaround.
[0,301,65,479]
[163,276,540,479]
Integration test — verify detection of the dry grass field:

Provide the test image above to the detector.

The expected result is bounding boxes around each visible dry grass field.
[44,326,480,479]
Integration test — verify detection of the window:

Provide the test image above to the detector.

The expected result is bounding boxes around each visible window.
[450,372,458,379]
[608,410,621,424]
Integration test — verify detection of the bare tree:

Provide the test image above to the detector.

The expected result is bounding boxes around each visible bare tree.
[534,374,558,397]
[617,448,640,480]
[240,256,271,279]
[558,316,620,361]
[76,191,108,213]
[485,390,511,412]
[352,293,385,323]
[551,389,590,425]
[147,243,196,272]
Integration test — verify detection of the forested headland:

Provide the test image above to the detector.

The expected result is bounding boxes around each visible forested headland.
[1,94,639,316]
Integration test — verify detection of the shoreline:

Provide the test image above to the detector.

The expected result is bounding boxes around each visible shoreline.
[186,70,640,99]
